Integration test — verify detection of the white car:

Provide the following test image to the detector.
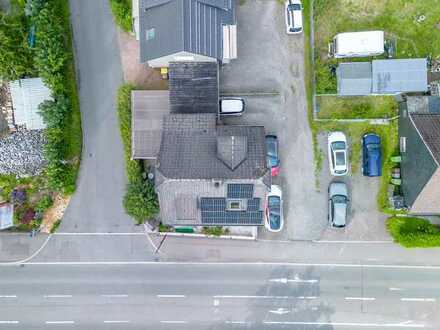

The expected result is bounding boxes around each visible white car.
[285,0,303,34]
[265,185,283,233]
[328,132,348,176]
[219,97,245,116]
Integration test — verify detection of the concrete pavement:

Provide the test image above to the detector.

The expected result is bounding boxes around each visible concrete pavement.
[0,264,438,329]
[0,233,49,263]
[62,0,137,232]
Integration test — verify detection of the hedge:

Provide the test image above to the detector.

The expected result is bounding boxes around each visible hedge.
[387,216,440,248]
[109,0,132,32]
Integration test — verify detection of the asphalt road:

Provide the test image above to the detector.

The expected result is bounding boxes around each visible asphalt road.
[0,264,438,329]
[61,0,137,232]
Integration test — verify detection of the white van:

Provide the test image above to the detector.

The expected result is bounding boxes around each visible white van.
[219,97,245,116]
[330,31,384,58]
[285,0,303,34]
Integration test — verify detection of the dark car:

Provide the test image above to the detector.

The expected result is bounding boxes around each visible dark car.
[362,133,382,177]
[265,135,280,176]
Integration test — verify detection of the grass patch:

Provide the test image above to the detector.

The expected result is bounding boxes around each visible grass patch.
[387,216,440,248]
[313,0,440,93]
[317,95,398,119]
[109,0,132,32]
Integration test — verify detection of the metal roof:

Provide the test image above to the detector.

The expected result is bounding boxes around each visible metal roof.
[9,78,51,130]
[169,62,219,113]
[372,58,428,94]
[139,0,235,63]
[131,90,169,159]
[337,62,372,96]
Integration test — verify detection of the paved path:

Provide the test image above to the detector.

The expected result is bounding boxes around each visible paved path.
[0,233,49,263]
[0,264,438,329]
[62,0,138,233]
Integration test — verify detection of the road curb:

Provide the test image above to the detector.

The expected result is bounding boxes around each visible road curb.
[153,231,256,241]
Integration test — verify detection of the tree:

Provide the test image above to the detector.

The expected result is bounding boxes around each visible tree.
[0,13,34,80]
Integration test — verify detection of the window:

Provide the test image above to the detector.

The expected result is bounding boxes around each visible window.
[400,136,407,153]
[146,28,155,41]
[226,199,246,211]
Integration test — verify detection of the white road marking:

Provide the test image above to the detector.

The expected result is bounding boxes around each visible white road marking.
[1,234,52,265]
[0,295,17,298]
[44,295,72,298]
[345,297,376,301]
[0,321,19,324]
[389,287,404,291]
[269,277,318,284]
[160,321,188,324]
[313,240,392,244]
[263,321,424,328]
[225,321,247,324]
[213,295,316,299]
[213,299,220,306]
[157,294,186,298]
[269,308,290,315]
[45,321,75,324]
[54,232,145,236]
[101,294,128,298]
[103,320,130,324]
[401,298,436,302]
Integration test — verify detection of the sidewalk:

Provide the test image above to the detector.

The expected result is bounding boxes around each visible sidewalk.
[0,233,49,263]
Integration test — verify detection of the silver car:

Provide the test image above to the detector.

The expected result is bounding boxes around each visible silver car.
[328,182,349,228]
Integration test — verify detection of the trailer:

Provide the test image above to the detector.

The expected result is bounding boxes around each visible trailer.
[329,31,385,58]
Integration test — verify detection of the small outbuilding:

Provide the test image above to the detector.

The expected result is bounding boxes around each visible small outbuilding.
[0,203,14,230]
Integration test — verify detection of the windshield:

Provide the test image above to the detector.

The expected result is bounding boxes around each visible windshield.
[268,196,280,209]
[367,143,380,152]
[332,141,346,151]
[335,151,345,166]
[268,196,281,230]
[288,4,301,10]
[332,195,347,204]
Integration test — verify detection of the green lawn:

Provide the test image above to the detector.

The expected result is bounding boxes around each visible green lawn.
[387,216,440,248]
[317,95,398,119]
[314,0,440,93]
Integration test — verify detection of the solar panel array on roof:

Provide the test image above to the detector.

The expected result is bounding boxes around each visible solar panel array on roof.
[227,184,254,199]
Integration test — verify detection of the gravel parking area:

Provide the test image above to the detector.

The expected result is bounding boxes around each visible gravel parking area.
[220,0,325,240]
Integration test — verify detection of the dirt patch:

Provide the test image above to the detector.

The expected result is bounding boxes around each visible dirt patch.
[117,30,168,90]
[40,194,70,233]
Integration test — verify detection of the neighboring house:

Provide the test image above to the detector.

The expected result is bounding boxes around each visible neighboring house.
[398,96,440,214]
[337,58,428,96]
[9,78,51,130]
[132,61,270,226]
[0,203,13,230]
[139,0,237,68]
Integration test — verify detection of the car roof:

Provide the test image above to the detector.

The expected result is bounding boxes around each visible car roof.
[333,203,346,227]
[363,133,380,144]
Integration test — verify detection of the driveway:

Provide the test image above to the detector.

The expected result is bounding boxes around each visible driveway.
[220,0,325,240]
[61,0,139,233]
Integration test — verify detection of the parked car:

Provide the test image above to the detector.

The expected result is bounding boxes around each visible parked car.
[328,182,349,228]
[265,185,283,232]
[328,132,348,176]
[219,97,245,116]
[285,0,303,34]
[265,135,280,176]
[362,133,382,177]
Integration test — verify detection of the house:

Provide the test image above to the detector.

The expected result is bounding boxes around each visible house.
[155,113,270,227]
[398,96,440,214]
[337,58,428,96]
[139,0,237,68]
[9,78,52,130]
[131,61,270,227]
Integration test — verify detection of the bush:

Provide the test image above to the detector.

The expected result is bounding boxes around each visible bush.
[123,181,159,224]
[109,0,132,32]
[387,216,440,248]
[35,195,53,213]
[202,226,226,236]
[0,12,34,80]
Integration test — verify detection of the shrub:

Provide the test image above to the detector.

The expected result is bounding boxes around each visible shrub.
[35,194,53,213]
[123,181,159,224]
[202,226,225,236]
[50,219,61,233]
[0,12,34,80]
[109,0,132,32]
[387,216,440,248]
[11,189,26,205]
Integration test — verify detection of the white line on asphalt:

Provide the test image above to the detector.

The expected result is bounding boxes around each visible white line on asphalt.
[0,321,19,324]
[401,298,436,302]
[225,321,247,324]
[44,295,72,298]
[160,321,188,324]
[0,295,17,298]
[20,261,440,270]
[269,277,318,284]
[157,294,186,298]
[345,297,376,301]
[54,232,145,236]
[101,294,128,298]
[1,234,52,265]
[263,321,424,328]
[103,320,130,324]
[313,240,392,244]
[389,287,404,291]
[213,295,316,299]
[45,321,75,324]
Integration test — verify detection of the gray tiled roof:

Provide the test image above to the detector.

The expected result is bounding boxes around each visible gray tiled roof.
[216,135,248,170]
[337,62,372,96]
[411,114,440,165]
[157,114,268,180]
[372,58,427,94]
[140,0,236,63]
[169,62,219,114]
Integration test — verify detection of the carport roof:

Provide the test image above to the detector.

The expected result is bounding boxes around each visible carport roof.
[371,58,428,94]
[131,90,170,159]
[337,62,372,96]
